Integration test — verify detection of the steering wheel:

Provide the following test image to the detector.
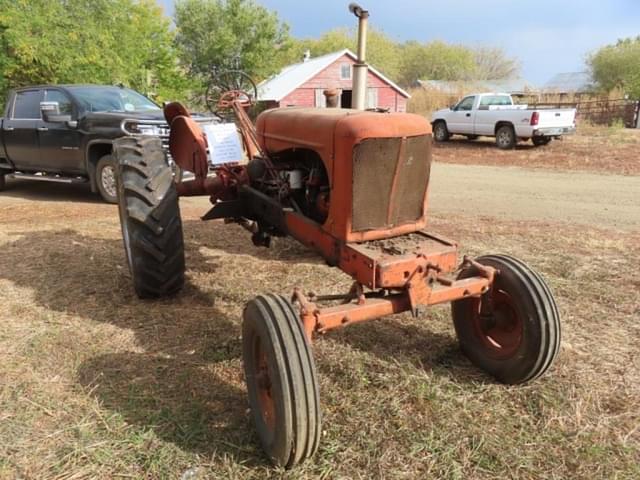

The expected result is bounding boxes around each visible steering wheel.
[217,90,255,109]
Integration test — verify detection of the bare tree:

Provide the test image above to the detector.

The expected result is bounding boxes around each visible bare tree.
[473,47,520,80]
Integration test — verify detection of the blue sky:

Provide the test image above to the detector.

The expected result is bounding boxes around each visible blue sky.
[157,0,640,85]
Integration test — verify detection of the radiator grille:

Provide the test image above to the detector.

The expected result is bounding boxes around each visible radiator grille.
[352,135,431,232]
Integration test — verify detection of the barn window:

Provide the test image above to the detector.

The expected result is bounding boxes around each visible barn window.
[340,63,351,80]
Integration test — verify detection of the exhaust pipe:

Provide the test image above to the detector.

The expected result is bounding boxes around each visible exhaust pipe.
[349,3,369,110]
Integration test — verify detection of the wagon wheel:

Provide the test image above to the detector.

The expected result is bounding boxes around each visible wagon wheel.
[242,294,321,468]
[451,254,561,384]
[205,69,257,114]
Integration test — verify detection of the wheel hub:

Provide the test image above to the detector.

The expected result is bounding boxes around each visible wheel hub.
[475,289,523,358]
[101,165,117,198]
[254,338,276,431]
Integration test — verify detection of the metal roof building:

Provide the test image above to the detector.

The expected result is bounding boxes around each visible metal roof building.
[417,78,536,96]
[542,72,595,94]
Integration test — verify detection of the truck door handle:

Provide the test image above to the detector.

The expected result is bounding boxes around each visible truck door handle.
[4,127,14,131]
[466,113,471,117]
[37,127,49,132]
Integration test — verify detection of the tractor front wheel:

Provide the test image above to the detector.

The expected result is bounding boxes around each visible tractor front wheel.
[242,294,321,468]
[115,136,185,299]
[451,254,561,384]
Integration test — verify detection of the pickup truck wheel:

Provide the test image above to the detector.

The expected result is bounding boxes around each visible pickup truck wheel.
[433,121,451,142]
[532,136,552,147]
[114,136,185,299]
[496,125,516,149]
[96,155,118,203]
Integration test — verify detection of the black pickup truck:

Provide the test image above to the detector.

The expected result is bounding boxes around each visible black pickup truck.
[0,85,173,202]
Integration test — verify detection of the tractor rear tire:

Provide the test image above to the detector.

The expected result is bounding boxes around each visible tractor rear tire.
[496,125,516,149]
[451,254,561,384]
[242,294,321,468]
[115,136,185,299]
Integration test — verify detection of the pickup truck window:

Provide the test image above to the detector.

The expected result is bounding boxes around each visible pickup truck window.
[479,95,512,108]
[67,86,160,113]
[45,89,73,116]
[12,90,43,119]
[455,96,475,111]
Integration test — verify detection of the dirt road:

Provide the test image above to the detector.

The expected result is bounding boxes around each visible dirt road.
[429,163,640,231]
[2,162,639,231]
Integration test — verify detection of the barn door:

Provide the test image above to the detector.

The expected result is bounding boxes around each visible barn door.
[315,89,326,108]
[367,88,378,109]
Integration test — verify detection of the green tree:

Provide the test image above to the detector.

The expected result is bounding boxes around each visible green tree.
[589,36,640,98]
[282,27,402,80]
[174,0,291,82]
[398,40,478,86]
[0,0,188,106]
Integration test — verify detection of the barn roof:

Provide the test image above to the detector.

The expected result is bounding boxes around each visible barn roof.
[257,49,410,102]
[543,72,594,93]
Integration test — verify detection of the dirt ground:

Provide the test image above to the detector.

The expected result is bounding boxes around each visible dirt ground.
[1,139,639,478]
[435,124,640,176]
[430,163,640,231]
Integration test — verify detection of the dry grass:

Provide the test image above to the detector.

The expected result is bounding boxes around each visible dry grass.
[0,186,639,479]
[433,125,640,176]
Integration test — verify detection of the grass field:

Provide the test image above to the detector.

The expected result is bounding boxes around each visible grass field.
[1,188,639,479]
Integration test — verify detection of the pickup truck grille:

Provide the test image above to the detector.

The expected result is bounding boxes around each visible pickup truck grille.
[122,118,218,165]
[352,134,432,232]
[156,127,171,157]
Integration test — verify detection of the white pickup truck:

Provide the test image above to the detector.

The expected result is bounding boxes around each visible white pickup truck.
[431,93,576,149]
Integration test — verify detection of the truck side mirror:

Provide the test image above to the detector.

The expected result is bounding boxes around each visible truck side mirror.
[40,101,72,123]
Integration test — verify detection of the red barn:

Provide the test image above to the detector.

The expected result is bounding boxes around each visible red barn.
[257,49,409,112]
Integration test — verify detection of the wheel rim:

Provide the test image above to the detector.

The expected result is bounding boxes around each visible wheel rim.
[435,124,446,141]
[253,336,276,434]
[472,289,523,359]
[101,165,117,198]
[497,130,511,147]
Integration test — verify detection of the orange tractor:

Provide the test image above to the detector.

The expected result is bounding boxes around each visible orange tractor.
[114,4,560,468]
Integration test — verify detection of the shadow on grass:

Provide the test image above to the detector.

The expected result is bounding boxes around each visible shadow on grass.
[181,219,324,267]
[76,352,263,463]
[325,313,487,384]
[0,227,267,464]
[435,137,538,151]
[0,221,485,463]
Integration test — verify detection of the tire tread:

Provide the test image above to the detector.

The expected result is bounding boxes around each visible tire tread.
[115,136,185,299]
